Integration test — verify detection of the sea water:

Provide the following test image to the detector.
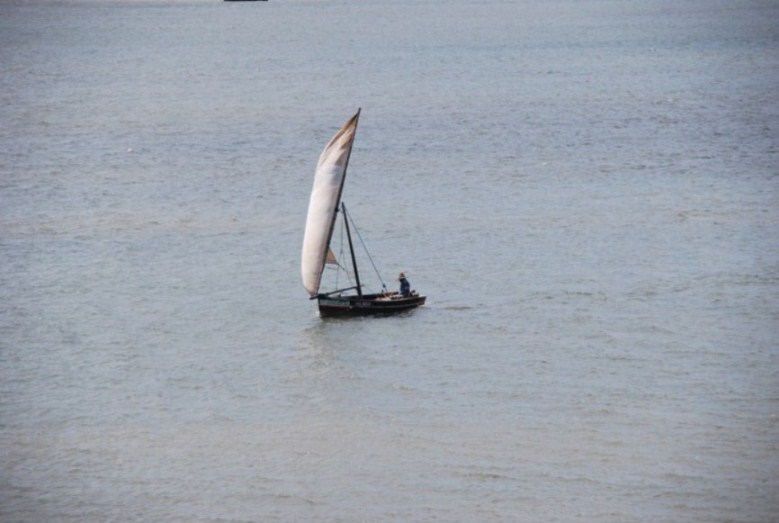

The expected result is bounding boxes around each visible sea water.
[1,0,777,521]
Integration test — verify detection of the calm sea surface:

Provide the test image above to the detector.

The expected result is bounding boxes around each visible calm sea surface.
[1,0,778,521]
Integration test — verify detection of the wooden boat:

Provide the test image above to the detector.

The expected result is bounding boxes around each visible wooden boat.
[301,109,426,317]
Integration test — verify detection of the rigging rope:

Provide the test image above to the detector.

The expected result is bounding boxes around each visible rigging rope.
[334,217,351,290]
[342,205,387,291]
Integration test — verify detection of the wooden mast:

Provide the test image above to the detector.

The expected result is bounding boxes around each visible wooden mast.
[341,202,362,296]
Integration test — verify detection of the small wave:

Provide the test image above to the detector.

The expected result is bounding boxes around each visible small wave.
[442,305,472,311]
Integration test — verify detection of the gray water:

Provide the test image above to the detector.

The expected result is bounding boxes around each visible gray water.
[1,0,778,521]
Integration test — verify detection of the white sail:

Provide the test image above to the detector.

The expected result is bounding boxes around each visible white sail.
[301,110,360,296]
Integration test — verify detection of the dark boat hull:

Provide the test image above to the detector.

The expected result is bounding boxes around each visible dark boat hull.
[318,292,426,317]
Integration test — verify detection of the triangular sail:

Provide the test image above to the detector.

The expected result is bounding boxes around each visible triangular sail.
[325,247,338,265]
[301,110,360,296]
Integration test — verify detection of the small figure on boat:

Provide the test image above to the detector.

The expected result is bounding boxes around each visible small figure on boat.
[398,272,411,297]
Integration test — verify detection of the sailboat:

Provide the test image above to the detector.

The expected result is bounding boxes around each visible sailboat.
[301,109,426,316]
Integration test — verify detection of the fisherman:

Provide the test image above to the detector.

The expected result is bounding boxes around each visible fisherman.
[398,272,411,297]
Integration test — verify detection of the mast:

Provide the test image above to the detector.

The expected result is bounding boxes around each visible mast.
[342,202,362,296]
